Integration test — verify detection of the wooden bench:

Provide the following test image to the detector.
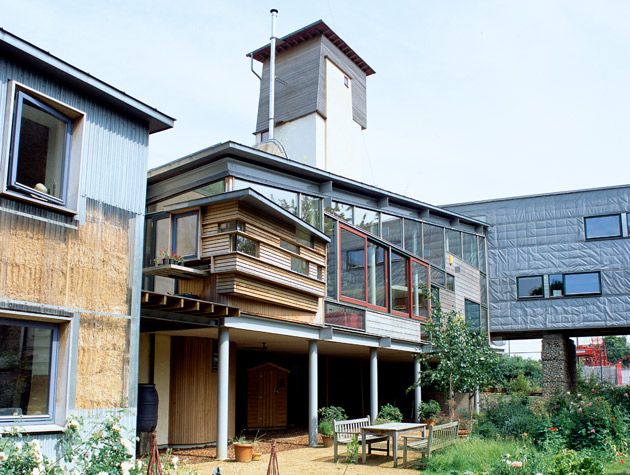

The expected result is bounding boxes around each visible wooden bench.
[333,416,390,463]
[402,420,459,464]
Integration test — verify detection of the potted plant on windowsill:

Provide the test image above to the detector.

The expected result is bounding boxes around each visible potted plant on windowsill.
[154,249,184,266]
[318,420,334,447]
[418,400,441,426]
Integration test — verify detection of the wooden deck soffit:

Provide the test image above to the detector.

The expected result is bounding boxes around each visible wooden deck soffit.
[141,291,240,331]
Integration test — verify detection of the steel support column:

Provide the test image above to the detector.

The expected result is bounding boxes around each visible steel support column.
[308,340,318,447]
[370,348,378,422]
[216,327,230,460]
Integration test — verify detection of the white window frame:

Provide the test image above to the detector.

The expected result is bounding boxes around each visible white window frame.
[1,80,85,215]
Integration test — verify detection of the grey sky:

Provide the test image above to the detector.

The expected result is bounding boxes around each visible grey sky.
[4,1,630,205]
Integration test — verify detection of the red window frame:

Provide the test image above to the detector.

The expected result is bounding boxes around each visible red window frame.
[410,257,431,321]
[338,223,389,312]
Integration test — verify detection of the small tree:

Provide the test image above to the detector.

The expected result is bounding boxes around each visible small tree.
[419,301,498,418]
[603,335,629,367]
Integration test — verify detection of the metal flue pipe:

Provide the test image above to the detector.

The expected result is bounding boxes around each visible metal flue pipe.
[268,8,278,140]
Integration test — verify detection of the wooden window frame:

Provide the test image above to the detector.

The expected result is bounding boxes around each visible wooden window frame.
[171,210,200,261]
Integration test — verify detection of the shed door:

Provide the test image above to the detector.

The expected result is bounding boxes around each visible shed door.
[247,365,288,429]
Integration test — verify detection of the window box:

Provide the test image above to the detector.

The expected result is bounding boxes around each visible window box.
[142,263,210,280]
[2,82,84,214]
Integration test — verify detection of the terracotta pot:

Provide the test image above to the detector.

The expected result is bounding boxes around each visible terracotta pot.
[321,435,333,447]
[233,443,254,462]
[252,452,262,461]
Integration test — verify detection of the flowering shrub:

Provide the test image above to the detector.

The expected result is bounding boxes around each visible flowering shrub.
[0,436,54,475]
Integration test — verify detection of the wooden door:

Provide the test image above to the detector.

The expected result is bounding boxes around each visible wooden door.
[247,363,288,429]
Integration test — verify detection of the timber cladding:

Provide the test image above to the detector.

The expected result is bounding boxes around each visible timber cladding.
[197,201,326,315]
[0,199,132,314]
[75,314,130,409]
[168,337,235,445]
[247,363,289,430]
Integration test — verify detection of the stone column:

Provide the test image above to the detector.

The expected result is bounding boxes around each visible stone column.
[541,334,577,398]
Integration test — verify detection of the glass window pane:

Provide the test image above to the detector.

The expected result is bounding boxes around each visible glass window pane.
[291,256,309,275]
[446,229,462,258]
[367,241,387,308]
[549,274,564,297]
[14,99,69,200]
[340,228,366,301]
[233,178,298,215]
[381,214,402,246]
[478,236,487,272]
[480,306,488,333]
[411,261,429,318]
[295,228,314,248]
[0,321,54,418]
[325,217,337,299]
[585,215,621,239]
[325,303,365,330]
[173,213,198,258]
[465,299,481,330]
[480,273,488,305]
[404,219,422,257]
[391,252,409,315]
[431,286,440,305]
[423,224,445,268]
[233,235,258,256]
[564,272,601,296]
[446,273,455,292]
[354,207,380,236]
[328,201,353,222]
[517,276,544,298]
[280,239,299,254]
[154,217,175,293]
[301,194,322,229]
[153,180,224,212]
[462,233,478,268]
[431,267,446,287]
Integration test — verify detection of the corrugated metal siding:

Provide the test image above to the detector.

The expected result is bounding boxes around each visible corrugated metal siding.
[448,187,630,334]
[0,58,149,214]
[365,311,421,342]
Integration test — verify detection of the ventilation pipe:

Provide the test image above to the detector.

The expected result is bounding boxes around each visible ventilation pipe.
[268,8,278,140]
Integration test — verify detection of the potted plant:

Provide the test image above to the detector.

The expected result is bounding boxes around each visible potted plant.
[155,249,184,266]
[232,434,254,463]
[418,400,441,425]
[318,420,334,447]
[375,403,403,424]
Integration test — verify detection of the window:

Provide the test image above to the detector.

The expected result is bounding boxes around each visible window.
[391,252,409,315]
[325,217,338,299]
[446,273,455,292]
[381,214,402,246]
[431,285,440,306]
[404,219,422,258]
[153,215,175,294]
[233,178,298,215]
[232,235,258,256]
[446,229,462,258]
[585,214,622,240]
[480,273,488,305]
[300,194,322,229]
[431,267,446,287]
[328,201,353,222]
[325,302,365,331]
[564,272,601,296]
[8,91,74,206]
[339,225,387,310]
[367,241,387,309]
[354,207,379,235]
[172,211,199,259]
[291,256,309,276]
[0,319,58,422]
[517,276,544,299]
[411,260,429,319]
[150,180,225,212]
[549,274,564,297]
[340,227,366,302]
[317,265,325,281]
[465,299,481,330]
[478,236,487,272]
[462,233,478,268]
[423,224,445,267]
[280,239,299,254]
[295,228,315,248]
[218,220,245,233]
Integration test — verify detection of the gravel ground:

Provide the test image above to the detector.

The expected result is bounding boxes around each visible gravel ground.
[173,431,421,474]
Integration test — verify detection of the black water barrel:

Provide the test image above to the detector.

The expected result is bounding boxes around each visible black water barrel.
[137,384,159,433]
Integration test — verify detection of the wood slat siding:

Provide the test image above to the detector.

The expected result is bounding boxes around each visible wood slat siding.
[216,274,319,312]
[446,255,482,313]
[226,296,318,322]
[365,311,422,342]
[247,364,289,429]
[440,289,456,313]
[168,337,235,445]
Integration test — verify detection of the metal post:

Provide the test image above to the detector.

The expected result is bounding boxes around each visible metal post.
[268,9,278,140]
[308,340,318,447]
[216,327,230,460]
[370,348,378,422]
[414,357,422,422]
[474,386,480,415]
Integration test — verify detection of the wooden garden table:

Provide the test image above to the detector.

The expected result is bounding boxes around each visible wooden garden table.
[361,422,426,467]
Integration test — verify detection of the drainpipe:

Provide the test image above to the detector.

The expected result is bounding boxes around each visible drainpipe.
[268,8,278,140]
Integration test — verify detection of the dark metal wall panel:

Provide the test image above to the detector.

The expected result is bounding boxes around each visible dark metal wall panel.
[447,186,630,335]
